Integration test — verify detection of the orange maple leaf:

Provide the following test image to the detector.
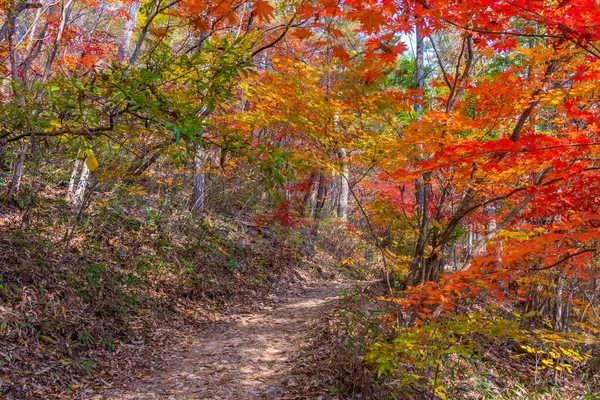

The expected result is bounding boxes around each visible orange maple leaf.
[291,27,312,40]
[253,0,275,22]
[332,46,351,67]
[349,8,386,34]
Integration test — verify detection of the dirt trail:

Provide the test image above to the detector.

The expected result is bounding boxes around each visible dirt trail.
[102,282,348,400]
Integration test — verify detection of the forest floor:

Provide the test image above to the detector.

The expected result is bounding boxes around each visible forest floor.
[99,281,351,400]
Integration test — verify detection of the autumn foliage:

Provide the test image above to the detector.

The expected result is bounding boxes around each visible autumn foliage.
[1,0,600,397]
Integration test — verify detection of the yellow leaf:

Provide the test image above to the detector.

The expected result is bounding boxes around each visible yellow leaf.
[383,249,397,260]
[542,358,554,367]
[434,385,447,400]
[498,229,529,241]
[86,155,99,172]
[126,186,147,196]
[560,363,573,373]
[480,48,495,58]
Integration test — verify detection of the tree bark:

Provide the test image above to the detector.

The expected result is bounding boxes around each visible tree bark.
[0,140,8,171]
[327,171,339,216]
[313,173,327,221]
[338,148,349,222]
[42,0,75,81]
[128,0,160,67]
[71,159,90,213]
[117,0,141,62]
[190,144,207,212]
[407,25,428,286]
[7,142,28,200]
[414,25,424,117]
[408,172,431,286]
[66,157,83,204]
[554,274,565,332]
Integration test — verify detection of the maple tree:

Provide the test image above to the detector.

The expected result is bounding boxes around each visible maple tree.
[227,0,600,395]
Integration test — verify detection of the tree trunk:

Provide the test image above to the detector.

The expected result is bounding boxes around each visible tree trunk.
[6,142,28,200]
[128,0,160,67]
[407,28,428,287]
[0,140,8,171]
[301,173,316,217]
[313,173,327,220]
[407,172,432,286]
[42,0,75,81]
[66,157,83,204]
[20,1,50,86]
[414,25,424,117]
[554,274,565,332]
[327,171,339,216]
[190,144,207,212]
[338,149,349,222]
[310,173,327,236]
[485,202,502,265]
[71,160,90,213]
[117,0,141,62]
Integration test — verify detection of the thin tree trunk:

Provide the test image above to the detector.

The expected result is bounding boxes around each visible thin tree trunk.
[5,4,36,202]
[413,26,425,212]
[414,25,424,116]
[128,0,160,67]
[327,171,339,216]
[20,4,49,86]
[66,157,83,204]
[0,140,7,171]
[301,173,316,217]
[485,202,502,265]
[311,173,327,236]
[564,286,573,332]
[10,5,26,85]
[42,0,75,81]
[71,160,90,213]
[117,0,141,62]
[408,172,431,286]
[407,26,428,287]
[554,274,565,332]
[6,142,28,200]
[190,144,207,212]
[338,148,349,222]
[313,173,327,220]
[446,35,473,114]
[6,0,32,102]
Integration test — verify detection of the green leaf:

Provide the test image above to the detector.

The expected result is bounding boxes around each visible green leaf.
[173,125,181,143]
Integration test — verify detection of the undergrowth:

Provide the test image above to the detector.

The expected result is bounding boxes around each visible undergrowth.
[329,282,600,400]
[0,175,375,398]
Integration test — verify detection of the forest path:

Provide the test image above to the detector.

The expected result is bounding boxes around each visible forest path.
[103,282,349,400]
